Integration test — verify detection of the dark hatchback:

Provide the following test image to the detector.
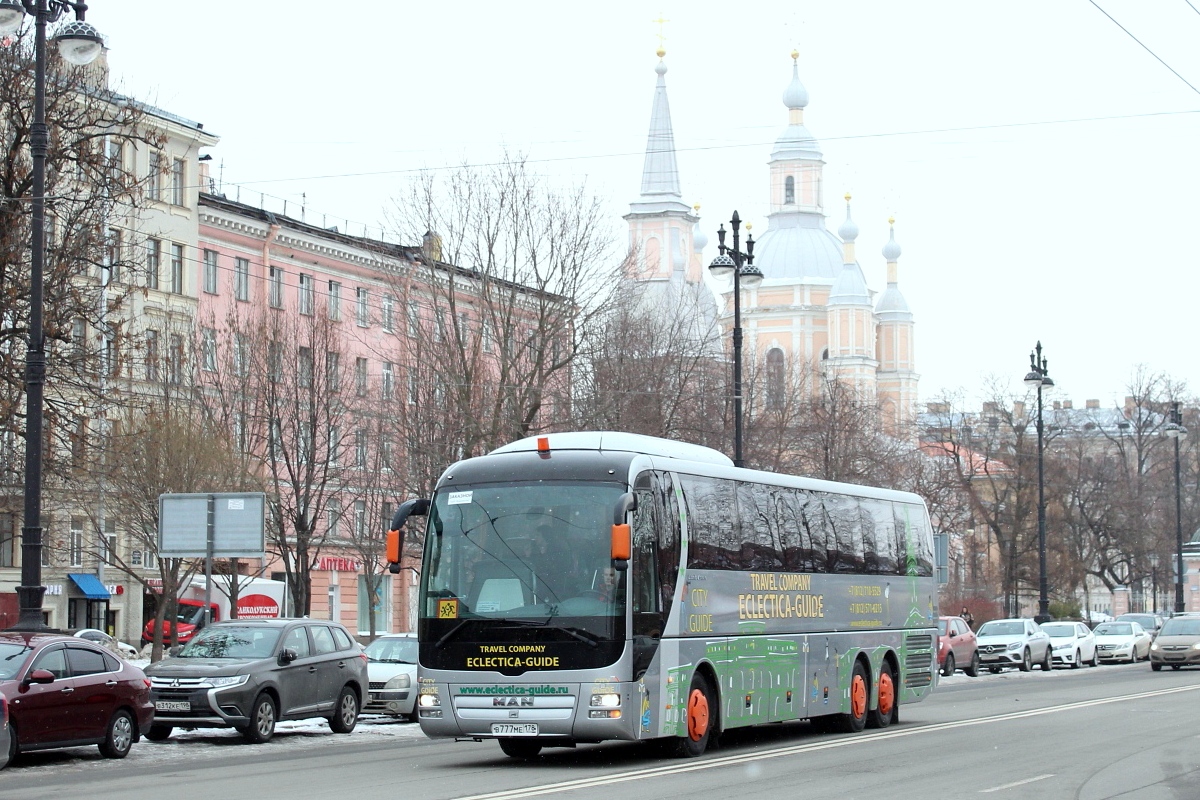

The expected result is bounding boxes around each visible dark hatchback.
[0,632,153,767]
[143,618,368,743]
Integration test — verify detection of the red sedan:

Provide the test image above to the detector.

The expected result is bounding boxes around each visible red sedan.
[938,615,980,677]
[0,632,154,766]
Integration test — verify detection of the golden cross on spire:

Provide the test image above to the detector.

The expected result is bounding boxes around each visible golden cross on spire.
[653,12,669,53]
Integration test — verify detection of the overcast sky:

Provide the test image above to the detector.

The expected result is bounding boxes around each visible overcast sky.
[93,1,1200,409]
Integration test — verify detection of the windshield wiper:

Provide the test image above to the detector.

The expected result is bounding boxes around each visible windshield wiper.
[435,620,471,649]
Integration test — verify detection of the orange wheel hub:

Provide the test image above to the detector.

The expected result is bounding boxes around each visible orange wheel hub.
[686,688,709,741]
[850,673,867,719]
[878,671,894,716]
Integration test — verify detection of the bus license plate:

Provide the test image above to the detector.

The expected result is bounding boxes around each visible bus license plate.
[491,723,538,736]
[156,701,190,712]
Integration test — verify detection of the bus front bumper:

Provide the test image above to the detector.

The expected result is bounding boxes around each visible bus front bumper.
[417,681,637,743]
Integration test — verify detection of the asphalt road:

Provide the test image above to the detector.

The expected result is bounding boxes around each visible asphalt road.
[3,662,1198,800]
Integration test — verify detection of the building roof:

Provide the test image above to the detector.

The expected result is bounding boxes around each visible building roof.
[629,52,691,216]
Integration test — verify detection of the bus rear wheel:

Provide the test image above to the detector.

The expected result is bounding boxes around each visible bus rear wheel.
[498,739,542,759]
[670,673,716,757]
[831,660,869,733]
[867,662,897,729]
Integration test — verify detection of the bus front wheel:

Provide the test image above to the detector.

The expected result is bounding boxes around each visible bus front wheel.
[670,673,716,757]
[498,738,542,759]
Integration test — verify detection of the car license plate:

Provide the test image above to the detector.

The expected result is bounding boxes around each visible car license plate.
[155,700,190,712]
[491,723,537,736]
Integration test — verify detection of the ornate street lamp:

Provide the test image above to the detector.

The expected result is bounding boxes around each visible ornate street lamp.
[1165,401,1188,614]
[1023,341,1054,623]
[0,0,105,631]
[709,210,763,468]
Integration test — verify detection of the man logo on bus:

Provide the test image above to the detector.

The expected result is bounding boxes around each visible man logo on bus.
[493,697,535,707]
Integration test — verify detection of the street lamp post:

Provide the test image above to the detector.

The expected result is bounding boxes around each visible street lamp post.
[1023,341,1054,624]
[708,210,763,468]
[0,0,105,631]
[1165,401,1188,614]
[1149,553,1159,615]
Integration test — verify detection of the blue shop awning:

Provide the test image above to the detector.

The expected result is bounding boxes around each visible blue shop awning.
[67,573,110,600]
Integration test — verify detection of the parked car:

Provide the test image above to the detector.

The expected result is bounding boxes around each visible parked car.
[1115,613,1164,640]
[937,616,979,677]
[975,618,1052,672]
[1149,615,1200,671]
[1041,621,1098,668]
[363,633,418,719]
[143,618,368,743]
[72,628,140,660]
[0,692,10,770]
[1092,620,1152,663]
[0,632,153,767]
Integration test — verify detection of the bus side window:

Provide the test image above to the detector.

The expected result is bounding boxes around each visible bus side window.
[825,494,865,573]
[736,482,783,570]
[796,490,829,572]
[632,473,662,625]
[656,471,681,624]
[681,475,739,570]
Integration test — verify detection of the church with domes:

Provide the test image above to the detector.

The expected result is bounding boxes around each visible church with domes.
[623,49,918,434]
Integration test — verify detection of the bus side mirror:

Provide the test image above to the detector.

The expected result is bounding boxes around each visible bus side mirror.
[611,523,631,570]
[386,497,430,573]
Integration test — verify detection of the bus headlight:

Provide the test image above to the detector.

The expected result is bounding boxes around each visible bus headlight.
[589,693,621,718]
[418,693,440,708]
[590,694,620,708]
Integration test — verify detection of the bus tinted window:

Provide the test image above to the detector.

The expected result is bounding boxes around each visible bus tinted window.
[895,501,934,577]
[824,494,864,573]
[861,499,897,574]
[736,482,784,570]
[681,475,740,570]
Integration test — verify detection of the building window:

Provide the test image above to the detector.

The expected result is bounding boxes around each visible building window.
[145,329,159,381]
[70,518,84,567]
[407,300,420,337]
[233,412,248,453]
[354,430,367,468]
[355,357,367,397]
[203,249,218,294]
[167,333,184,384]
[784,175,795,205]
[327,505,340,538]
[381,362,394,400]
[104,228,121,284]
[70,317,86,356]
[381,435,392,470]
[148,151,162,201]
[326,351,340,392]
[766,348,786,410]
[170,243,184,294]
[482,319,493,353]
[235,257,250,301]
[381,294,394,333]
[328,425,340,466]
[269,418,283,459]
[101,519,116,566]
[299,273,313,315]
[171,158,186,206]
[407,370,418,405]
[269,267,283,308]
[101,334,118,378]
[328,281,341,320]
[356,287,369,327]
[434,310,445,342]
[268,341,283,382]
[234,334,249,378]
[457,312,469,344]
[146,238,160,290]
[354,500,366,538]
[298,346,314,388]
[201,328,217,372]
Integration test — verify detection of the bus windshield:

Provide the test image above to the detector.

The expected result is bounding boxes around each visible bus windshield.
[421,481,626,628]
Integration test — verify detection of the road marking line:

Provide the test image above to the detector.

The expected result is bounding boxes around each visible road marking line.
[454,684,1200,800]
[980,773,1055,793]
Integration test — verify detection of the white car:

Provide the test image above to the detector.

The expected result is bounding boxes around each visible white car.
[1041,621,1098,668]
[1092,620,1152,663]
[72,628,140,660]
[976,618,1053,672]
[363,633,418,719]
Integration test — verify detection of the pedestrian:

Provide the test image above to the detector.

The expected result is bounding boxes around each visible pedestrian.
[961,606,975,629]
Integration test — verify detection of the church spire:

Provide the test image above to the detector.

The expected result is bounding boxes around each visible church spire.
[631,48,690,213]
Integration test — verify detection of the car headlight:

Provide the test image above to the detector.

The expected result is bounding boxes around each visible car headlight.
[1006,642,1022,651]
[1151,642,1159,651]
[202,675,249,689]
[385,673,412,689]
[1192,643,1200,651]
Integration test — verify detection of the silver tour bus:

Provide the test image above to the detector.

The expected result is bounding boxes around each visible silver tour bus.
[385,432,939,759]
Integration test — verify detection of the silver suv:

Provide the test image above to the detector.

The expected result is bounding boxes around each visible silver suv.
[976,618,1053,672]
[143,618,368,743]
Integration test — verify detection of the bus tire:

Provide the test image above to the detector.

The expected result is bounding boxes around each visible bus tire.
[867,661,897,729]
[830,660,869,733]
[498,738,542,759]
[670,673,716,757]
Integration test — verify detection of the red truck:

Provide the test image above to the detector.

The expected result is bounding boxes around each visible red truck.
[142,577,286,647]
